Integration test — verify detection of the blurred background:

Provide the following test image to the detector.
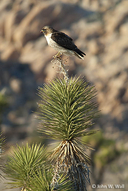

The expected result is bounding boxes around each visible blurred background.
[0,0,128,190]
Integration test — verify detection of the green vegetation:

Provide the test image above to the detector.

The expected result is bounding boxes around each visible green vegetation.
[0,93,7,180]
[5,143,71,191]
[0,93,8,114]
[5,144,47,189]
[38,77,98,191]
[82,131,121,168]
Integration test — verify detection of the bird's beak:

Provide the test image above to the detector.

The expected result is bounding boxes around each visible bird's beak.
[40,29,44,33]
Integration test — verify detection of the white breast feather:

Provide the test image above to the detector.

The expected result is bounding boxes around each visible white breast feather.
[45,33,59,49]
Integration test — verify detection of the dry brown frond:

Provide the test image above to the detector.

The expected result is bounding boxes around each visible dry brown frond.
[51,140,91,191]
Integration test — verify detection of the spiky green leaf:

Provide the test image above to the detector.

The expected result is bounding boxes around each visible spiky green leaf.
[28,167,72,191]
[4,143,47,189]
[38,77,98,141]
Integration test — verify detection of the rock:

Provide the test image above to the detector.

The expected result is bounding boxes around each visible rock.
[73,21,104,39]
[4,10,27,41]
[120,22,128,36]
[0,13,7,37]
[88,40,104,55]
[13,2,54,46]
[0,0,14,12]
[1,44,20,61]
[104,1,128,34]
[10,78,22,93]
[102,152,128,190]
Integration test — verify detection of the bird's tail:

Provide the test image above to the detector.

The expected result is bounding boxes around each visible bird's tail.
[74,48,86,60]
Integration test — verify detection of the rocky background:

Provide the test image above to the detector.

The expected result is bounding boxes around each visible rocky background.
[0,0,128,190]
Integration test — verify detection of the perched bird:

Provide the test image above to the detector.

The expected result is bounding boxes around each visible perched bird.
[41,26,86,60]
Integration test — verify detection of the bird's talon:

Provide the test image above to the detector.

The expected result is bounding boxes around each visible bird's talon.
[53,52,62,60]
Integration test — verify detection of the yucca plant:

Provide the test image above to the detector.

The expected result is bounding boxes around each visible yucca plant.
[28,167,72,191]
[0,93,7,180]
[38,77,98,191]
[5,142,72,191]
[0,132,5,180]
[5,143,47,190]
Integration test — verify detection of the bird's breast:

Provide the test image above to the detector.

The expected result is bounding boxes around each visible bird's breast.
[45,33,61,51]
[45,34,55,47]
[45,33,52,44]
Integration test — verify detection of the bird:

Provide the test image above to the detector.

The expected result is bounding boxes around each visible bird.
[41,26,86,60]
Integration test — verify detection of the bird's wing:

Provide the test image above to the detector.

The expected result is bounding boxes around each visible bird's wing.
[51,32,77,50]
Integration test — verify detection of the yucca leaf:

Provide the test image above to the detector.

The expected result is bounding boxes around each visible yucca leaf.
[0,132,5,180]
[4,143,47,189]
[38,77,98,141]
[28,166,72,191]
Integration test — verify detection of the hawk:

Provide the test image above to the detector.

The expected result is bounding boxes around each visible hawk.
[41,26,86,60]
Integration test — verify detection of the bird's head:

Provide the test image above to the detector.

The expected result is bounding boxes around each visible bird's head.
[40,26,55,35]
